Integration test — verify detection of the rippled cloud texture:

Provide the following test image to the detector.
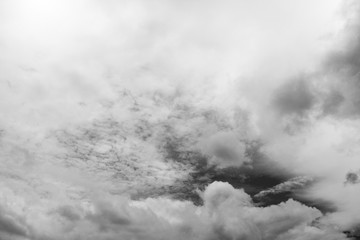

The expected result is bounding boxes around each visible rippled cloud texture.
[0,0,359,239]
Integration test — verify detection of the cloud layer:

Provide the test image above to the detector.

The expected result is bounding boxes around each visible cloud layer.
[1,0,360,239]
[0,181,348,240]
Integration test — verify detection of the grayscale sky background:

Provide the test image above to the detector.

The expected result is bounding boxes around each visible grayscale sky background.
[0,0,360,239]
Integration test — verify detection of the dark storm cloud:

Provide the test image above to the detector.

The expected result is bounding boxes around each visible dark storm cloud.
[273,77,316,117]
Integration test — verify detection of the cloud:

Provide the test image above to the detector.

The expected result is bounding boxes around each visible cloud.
[315,0,360,118]
[0,181,347,240]
[201,131,249,168]
[250,1,360,231]
[321,89,345,116]
[254,176,314,200]
[0,207,29,239]
[0,0,358,238]
[273,78,316,117]
[344,170,360,184]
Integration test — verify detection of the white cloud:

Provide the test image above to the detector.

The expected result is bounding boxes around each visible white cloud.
[254,176,314,199]
[0,181,348,240]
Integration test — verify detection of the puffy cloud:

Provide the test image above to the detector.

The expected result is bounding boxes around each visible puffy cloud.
[262,116,360,227]
[201,131,249,168]
[203,181,252,211]
[0,181,347,240]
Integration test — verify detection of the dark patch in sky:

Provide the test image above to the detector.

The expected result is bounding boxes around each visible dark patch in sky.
[345,171,360,184]
[322,90,345,116]
[297,197,337,214]
[140,138,288,205]
[0,210,28,237]
[327,25,360,82]
[55,92,337,220]
[273,78,316,117]
[158,138,335,214]
[87,203,131,232]
[323,6,360,118]
[344,225,360,240]
[57,205,81,221]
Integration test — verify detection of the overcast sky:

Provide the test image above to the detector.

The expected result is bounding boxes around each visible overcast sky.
[0,0,360,239]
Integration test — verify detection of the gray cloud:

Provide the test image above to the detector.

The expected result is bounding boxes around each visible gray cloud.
[56,205,82,222]
[201,182,346,240]
[0,180,348,240]
[321,90,345,116]
[0,207,29,239]
[86,202,131,231]
[326,0,360,83]
[254,176,314,200]
[317,1,360,118]
[273,77,316,117]
[268,2,360,121]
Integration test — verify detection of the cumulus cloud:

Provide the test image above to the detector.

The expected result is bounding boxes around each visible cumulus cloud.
[0,181,347,240]
[201,131,249,168]
[251,0,360,232]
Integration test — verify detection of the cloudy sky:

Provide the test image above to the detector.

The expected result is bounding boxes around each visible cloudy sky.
[1,0,360,239]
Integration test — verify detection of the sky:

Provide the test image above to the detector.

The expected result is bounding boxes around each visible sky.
[1,0,360,239]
